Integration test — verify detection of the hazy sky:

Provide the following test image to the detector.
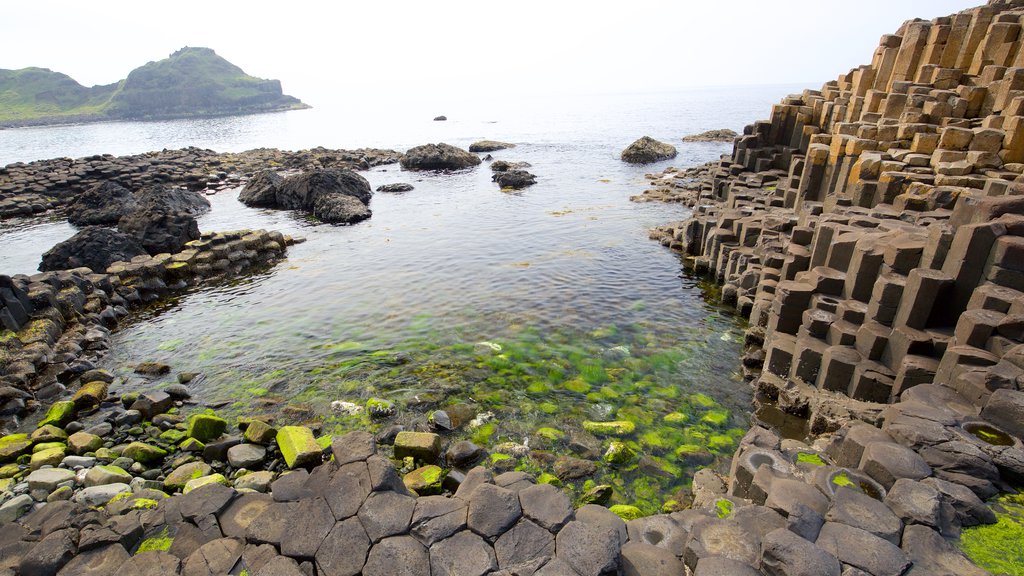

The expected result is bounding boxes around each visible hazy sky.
[1,1,980,106]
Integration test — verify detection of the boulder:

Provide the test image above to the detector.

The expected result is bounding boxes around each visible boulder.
[276,169,372,210]
[275,426,322,469]
[621,136,677,164]
[493,170,537,190]
[980,389,1024,440]
[186,414,227,443]
[400,143,481,171]
[117,184,210,254]
[394,431,442,462]
[238,170,284,207]
[68,180,138,226]
[312,193,372,224]
[760,528,841,576]
[469,140,515,152]
[376,183,415,193]
[39,227,147,273]
[134,184,211,216]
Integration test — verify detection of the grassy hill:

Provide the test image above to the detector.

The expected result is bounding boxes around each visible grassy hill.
[0,47,307,127]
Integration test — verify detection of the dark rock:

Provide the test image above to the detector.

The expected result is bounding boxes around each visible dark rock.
[815,522,910,576]
[271,469,313,502]
[574,504,627,546]
[493,170,536,190]
[314,517,369,576]
[238,170,284,208]
[362,535,429,576]
[181,537,243,575]
[55,543,130,575]
[367,455,414,495]
[129,391,174,420]
[117,206,199,255]
[410,495,467,546]
[446,441,484,468]
[490,160,531,173]
[900,524,989,576]
[518,483,572,532]
[981,388,1024,440]
[859,442,932,489]
[245,502,292,546]
[312,193,371,224]
[883,478,944,529]
[555,520,619,576]
[467,483,522,540]
[40,227,147,273]
[494,519,554,570]
[332,430,377,465]
[469,141,515,152]
[824,486,903,544]
[434,116,447,121]
[553,456,597,481]
[68,181,138,226]
[430,530,498,576]
[325,461,371,520]
[760,528,840,576]
[123,550,181,576]
[922,477,995,526]
[277,169,372,209]
[621,541,684,576]
[682,129,739,142]
[134,184,211,216]
[376,183,414,193]
[18,527,77,576]
[620,136,677,164]
[217,493,274,539]
[400,143,481,171]
[453,467,494,501]
[358,490,416,542]
[179,483,235,521]
[279,498,334,559]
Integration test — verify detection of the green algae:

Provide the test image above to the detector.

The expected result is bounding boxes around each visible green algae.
[960,493,1024,575]
[831,472,855,488]
[136,527,173,554]
[715,498,734,519]
[796,452,826,466]
[609,504,644,521]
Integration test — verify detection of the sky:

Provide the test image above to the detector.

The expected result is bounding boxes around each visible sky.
[0,0,982,106]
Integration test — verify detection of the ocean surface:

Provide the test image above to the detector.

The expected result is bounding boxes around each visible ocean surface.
[0,85,804,508]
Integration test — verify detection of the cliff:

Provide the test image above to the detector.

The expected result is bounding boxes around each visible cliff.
[0,47,307,127]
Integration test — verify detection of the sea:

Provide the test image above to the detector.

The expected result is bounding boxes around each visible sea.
[0,84,806,508]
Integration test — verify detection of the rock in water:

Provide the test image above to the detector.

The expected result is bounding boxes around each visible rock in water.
[493,170,537,190]
[276,169,372,209]
[620,136,677,164]
[681,129,739,142]
[67,180,139,226]
[134,184,211,216]
[39,227,148,272]
[469,140,515,152]
[376,183,414,193]
[117,184,210,254]
[238,170,284,207]
[312,194,371,224]
[433,115,447,121]
[400,143,482,171]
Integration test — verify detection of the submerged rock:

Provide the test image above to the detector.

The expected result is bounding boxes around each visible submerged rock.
[400,143,481,171]
[67,180,138,226]
[39,227,148,272]
[620,136,677,164]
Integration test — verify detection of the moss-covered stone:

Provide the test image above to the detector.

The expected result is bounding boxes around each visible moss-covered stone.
[959,493,1024,575]
[663,412,689,425]
[580,484,613,506]
[159,429,187,444]
[30,425,68,443]
[275,426,321,469]
[121,442,167,464]
[582,420,635,437]
[180,438,205,452]
[72,381,109,409]
[183,473,229,494]
[715,498,734,519]
[30,446,65,470]
[403,465,444,495]
[186,413,227,442]
[0,463,21,478]
[366,397,396,418]
[0,434,32,463]
[537,472,561,486]
[394,431,442,463]
[700,408,730,426]
[609,504,643,521]
[164,461,213,491]
[68,432,103,455]
[603,441,635,466]
[136,527,174,554]
[243,420,276,445]
[796,452,826,466]
[32,441,66,453]
[536,427,566,441]
[39,401,76,428]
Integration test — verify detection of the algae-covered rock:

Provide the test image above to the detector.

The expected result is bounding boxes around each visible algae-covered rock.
[72,381,109,409]
[243,420,276,445]
[583,420,636,437]
[394,431,442,463]
[32,441,66,453]
[85,465,132,487]
[165,461,213,491]
[366,398,396,419]
[180,438,205,452]
[276,425,322,469]
[609,504,643,520]
[122,442,167,463]
[183,473,229,494]
[30,446,65,470]
[603,441,636,466]
[620,136,677,164]
[186,413,227,442]
[68,431,103,455]
[39,400,76,428]
[403,465,445,495]
[580,484,613,506]
[31,425,68,443]
[0,434,32,463]
[663,412,689,425]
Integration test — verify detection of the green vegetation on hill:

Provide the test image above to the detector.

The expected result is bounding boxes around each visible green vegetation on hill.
[0,47,307,127]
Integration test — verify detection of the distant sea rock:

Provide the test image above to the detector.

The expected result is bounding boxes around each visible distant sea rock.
[621,136,678,164]
[493,169,537,190]
[40,227,147,273]
[238,168,373,225]
[434,115,447,121]
[682,129,739,142]
[67,181,138,226]
[376,183,414,193]
[469,140,515,153]
[400,143,482,171]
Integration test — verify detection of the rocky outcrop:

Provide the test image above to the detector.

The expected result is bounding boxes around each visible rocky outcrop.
[621,136,678,164]
[66,181,138,226]
[682,129,739,143]
[239,169,373,224]
[400,143,481,171]
[114,185,209,255]
[38,227,147,273]
[493,170,537,190]
[376,183,414,193]
[469,140,515,153]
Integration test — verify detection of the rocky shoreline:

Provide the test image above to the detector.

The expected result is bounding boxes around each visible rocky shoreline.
[3,1,1024,575]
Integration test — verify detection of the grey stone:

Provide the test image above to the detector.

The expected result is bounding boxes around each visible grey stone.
[240,543,279,574]
[453,467,493,501]
[169,523,216,561]
[467,483,522,540]
[314,517,369,576]
[279,498,333,559]
[786,503,826,542]
[621,541,684,576]
[519,483,572,532]
[84,465,131,488]
[123,550,181,576]
[922,477,996,526]
[693,556,761,575]
[859,442,932,489]
[18,528,76,576]
[534,557,582,576]
[270,469,312,502]
[980,388,1024,440]
[576,504,627,545]
[226,444,266,469]
[358,490,416,542]
[234,471,275,493]
[366,455,414,495]
[179,482,235,520]
[55,543,130,575]
[331,431,376,466]
[760,528,840,576]
[217,492,273,539]
[73,484,129,507]
[362,535,429,576]
[182,537,243,576]
[410,495,467,546]
[495,472,535,493]
[26,468,76,493]
[815,522,910,576]
[883,478,943,528]
[625,515,687,557]
[430,530,498,576]
[446,441,484,468]
[325,461,371,520]
[245,502,292,546]
[825,486,903,544]
[554,520,619,576]
[683,517,760,569]
[764,478,830,517]
[254,555,305,576]
[495,519,555,569]
[901,524,989,576]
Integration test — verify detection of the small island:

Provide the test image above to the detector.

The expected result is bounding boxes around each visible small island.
[0,47,308,128]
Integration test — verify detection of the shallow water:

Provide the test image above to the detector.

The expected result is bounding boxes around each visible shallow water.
[0,86,802,510]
